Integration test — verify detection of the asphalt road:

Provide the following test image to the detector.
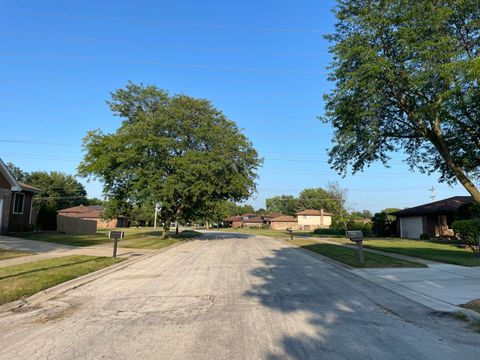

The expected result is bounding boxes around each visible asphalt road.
[1,232,479,360]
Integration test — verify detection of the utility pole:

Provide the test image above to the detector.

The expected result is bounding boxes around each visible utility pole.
[154,203,161,229]
[428,186,436,202]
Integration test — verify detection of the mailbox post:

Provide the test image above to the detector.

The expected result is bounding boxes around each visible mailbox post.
[109,231,124,258]
[286,228,293,240]
[347,230,364,264]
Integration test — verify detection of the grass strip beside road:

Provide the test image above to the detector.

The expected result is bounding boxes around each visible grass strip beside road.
[363,239,480,267]
[0,249,33,261]
[0,255,123,305]
[14,229,202,249]
[288,239,426,268]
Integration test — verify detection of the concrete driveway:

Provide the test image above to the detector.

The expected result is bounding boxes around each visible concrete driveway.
[0,232,479,360]
[0,235,150,267]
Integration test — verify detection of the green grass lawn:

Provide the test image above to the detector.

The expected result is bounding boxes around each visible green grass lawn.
[362,239,480,267]
[13,228,202,249]
[288,239,426,268]
[0,248,33,261]
[0,255,123,305]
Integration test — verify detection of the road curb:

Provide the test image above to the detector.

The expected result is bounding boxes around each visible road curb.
[0,241,186,314]
[275,237,480,322]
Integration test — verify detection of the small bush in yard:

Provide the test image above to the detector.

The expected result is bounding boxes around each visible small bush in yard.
[452,220,480,255]
[420,233,430,240]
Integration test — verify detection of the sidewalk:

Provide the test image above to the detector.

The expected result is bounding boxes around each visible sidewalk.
[0,235,150,268]
[309,237,480,314]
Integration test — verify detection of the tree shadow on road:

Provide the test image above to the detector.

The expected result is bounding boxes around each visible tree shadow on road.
[243,245,480,360]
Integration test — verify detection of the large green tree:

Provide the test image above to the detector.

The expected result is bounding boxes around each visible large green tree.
[6,163,88,210]
[324,0,480,202]
[265,195,298,216]
[79,82,262,237]
[297,187,340,213]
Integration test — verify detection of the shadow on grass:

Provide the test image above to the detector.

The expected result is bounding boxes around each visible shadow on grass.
[0,257,106,281]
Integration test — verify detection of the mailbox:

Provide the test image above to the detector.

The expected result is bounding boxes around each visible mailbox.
[109,231,124,240]
[109,231,124,258]
[347,230,364,264]
[347,230,363,243]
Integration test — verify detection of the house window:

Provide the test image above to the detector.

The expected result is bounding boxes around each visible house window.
[12,193,25,214]
[303,215,308,219]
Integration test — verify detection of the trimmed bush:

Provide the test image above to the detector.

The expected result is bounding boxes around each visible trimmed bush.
[420,233,430,240]
[313,228,345,236]
[452,220,480,255]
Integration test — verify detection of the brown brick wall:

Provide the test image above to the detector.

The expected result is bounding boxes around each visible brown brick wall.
[8,191,34,232]
[270,221,299,231]
[0,189,12,234]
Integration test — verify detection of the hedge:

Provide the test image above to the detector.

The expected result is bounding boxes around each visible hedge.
[452,220,480,255]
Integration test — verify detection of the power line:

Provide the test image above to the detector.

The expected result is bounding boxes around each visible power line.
[0,50,326,75]
[2,11,326,34]
[0,32,322,57]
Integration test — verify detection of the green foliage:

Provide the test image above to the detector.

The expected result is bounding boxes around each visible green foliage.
[78,82,262,237]
[456,202,480,220]
[324,0,480,201]
[420,233,430,240]
[36,204,58,231]
[348,221,373,237]
[452,220,480,254]
[313,228,345,236]
[6,163,88,210]
[298,187,338,213]
[372,208,400,237]
[5,162,28,182]
[265,195,298,216]
[350,210,373,219]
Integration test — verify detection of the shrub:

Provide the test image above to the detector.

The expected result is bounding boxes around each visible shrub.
[456,202,480,221]
[452,220,480,255]
[313,228,345,236]
[420,233,430,240]
[347,221,373,237]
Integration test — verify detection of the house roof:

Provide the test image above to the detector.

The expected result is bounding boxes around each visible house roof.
[0,158,42,193]
[261,212,283,219]
[295,209,334,216]
[18,182,42,193]
[58,205,104,219]
[224,215,243,222]
[242,216,264,223]
[270,215,298,223]
[391,196,473,217]
[0,158,21,191]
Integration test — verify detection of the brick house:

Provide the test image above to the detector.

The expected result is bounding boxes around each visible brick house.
[0,159,41,234]
[295,209,333,230]
[57,205,129,229]
[269,215,299,230]
[269,209,333,231]
[391,196,472,239]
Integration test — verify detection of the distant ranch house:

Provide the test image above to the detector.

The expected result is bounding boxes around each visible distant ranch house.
[0,158,42,234]
[268,209,334,231]
[57,205,129,229]
[391,196,472,239]
[269,215,299,230]
[295,209,333,230]
[224,213,282,228]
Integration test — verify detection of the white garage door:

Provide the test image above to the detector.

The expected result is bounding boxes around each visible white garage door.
[400,217,423,239]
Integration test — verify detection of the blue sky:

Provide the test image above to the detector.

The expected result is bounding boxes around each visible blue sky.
[0,0,470,212]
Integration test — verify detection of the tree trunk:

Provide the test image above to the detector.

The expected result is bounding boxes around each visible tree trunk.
[430,122,480,203]
[162,221,170,239]
[175,222,179,235]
